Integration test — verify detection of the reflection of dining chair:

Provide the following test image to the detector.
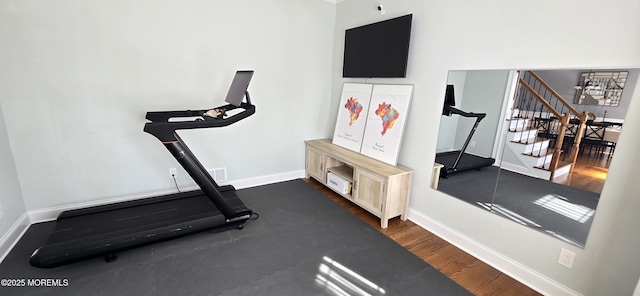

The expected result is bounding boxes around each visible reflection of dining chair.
[603,127,621,157]
[581,121,609,157]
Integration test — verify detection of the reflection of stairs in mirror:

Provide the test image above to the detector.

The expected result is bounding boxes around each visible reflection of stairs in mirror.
[503,117,572,180]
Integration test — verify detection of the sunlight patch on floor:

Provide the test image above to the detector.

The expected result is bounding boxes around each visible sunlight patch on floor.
[534,194,595,223]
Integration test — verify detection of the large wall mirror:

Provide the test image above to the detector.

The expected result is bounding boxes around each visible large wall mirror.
[434,68,639,247]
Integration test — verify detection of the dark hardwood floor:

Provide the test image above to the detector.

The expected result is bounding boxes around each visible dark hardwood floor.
[304,178,541,296]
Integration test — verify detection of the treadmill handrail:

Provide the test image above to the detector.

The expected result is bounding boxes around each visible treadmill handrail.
[441,106,490,174]
[144,95,255,142]
[446,106,486,120]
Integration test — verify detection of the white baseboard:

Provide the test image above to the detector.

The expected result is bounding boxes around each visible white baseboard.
[28,170,306,223]
[0,213,31,264]
[28,187,196,223]
[407,208,582,296]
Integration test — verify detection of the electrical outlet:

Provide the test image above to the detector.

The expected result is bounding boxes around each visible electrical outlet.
[169,168,177,178]
[558,248,575,268]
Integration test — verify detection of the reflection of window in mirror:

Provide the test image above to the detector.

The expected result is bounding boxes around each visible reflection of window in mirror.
[573,71,628,107]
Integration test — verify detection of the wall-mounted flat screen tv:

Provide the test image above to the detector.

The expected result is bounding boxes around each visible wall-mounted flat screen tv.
[342,14,412,78]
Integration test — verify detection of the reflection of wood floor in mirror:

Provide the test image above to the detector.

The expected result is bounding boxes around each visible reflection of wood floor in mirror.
[553,154,611,194]
[305,178,542,296]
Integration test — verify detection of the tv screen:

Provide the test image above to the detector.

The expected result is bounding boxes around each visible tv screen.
[342,14,412,78]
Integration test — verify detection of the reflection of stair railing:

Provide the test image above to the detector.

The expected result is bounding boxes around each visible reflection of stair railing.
[511,71,591,180]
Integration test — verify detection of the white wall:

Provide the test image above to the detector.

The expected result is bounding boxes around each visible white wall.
[332,0,640,295]
[0,103,26,245]
[0,0,336,210]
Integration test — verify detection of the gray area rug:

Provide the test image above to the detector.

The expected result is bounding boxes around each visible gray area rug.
[0,179,470,296]
[438,166,599,246]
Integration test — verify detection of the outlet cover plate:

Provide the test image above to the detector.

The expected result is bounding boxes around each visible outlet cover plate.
[558,248,575,268]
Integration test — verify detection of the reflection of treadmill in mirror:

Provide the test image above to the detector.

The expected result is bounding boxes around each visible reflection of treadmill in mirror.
[30,70,256,268]
[436,84,495,177]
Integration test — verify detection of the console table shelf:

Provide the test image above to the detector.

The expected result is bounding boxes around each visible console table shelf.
[305,139,413,228]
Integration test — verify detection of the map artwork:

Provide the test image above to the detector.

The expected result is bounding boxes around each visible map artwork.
[374,102,399,136]
[345,97,364,126]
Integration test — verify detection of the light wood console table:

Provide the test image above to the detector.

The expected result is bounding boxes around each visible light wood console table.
[305,139,413,228]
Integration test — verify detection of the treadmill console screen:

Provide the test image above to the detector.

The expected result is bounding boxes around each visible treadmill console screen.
[224,70,254,107]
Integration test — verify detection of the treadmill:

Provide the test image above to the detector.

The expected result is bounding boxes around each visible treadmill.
[436,84,495,177]
[30,70,256,268]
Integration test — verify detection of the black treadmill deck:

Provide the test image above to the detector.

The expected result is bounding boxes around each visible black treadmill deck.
[30,190,250,268]
[436,150,495,177]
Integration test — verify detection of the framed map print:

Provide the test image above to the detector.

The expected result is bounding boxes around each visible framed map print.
[360,84,414,165]
[332,83,373,152]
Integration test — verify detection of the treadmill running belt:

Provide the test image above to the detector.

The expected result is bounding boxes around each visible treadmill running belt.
[46,192,220,244]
